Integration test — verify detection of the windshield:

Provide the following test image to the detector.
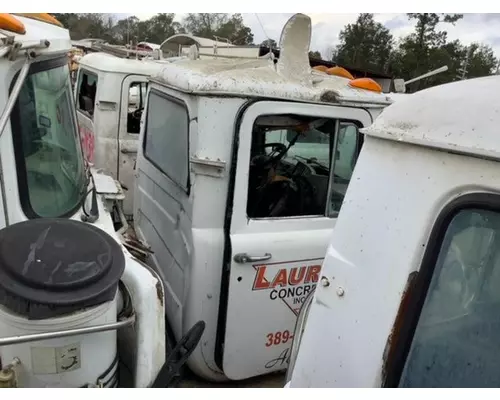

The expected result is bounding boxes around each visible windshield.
[11,57,86,218]
[266,123,357,178]
[287,128,330,167]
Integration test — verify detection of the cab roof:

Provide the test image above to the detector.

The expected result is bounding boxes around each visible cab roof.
[0,15,71,58]
[151,57,393,107]
[78,52,165,76]
[363,75,500,160]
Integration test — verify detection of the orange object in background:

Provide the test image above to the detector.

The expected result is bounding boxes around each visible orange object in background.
[349,77,383,93]
[312,65,329,73]
[326,66,355,80]
[0,13,26,34]
[13,13,63,28]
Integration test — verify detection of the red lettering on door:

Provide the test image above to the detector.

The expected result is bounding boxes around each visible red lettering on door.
[271,269,288,288]
[304,265,321,284]
[79,125,95,163]
[288,267,306,286]
[253,266,270,290]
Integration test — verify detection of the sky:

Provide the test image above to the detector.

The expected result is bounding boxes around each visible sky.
[117,13,500,59]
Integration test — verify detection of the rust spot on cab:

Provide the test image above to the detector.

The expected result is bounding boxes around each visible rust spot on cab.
[156,281,164,307]
[381,271,418,384]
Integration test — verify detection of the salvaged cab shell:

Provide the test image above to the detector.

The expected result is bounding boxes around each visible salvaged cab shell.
[288,75,500,388]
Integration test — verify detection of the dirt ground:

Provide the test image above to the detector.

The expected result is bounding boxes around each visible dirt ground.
[177,371,285,388]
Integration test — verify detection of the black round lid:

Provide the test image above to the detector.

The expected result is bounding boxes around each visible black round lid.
[0,218,125,319]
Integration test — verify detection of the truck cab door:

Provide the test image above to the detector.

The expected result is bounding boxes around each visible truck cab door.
[221,101,372,380]
[118,75,149,216]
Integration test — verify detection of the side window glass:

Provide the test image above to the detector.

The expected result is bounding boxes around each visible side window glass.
[143,91,189,190]
[76,70,98,119]
[246,115,360,219]
[127,82,148,134]
[400,208,500,388]
[327,123,359,217]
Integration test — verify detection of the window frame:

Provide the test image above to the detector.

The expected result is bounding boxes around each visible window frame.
[125,80,148,135]
[327,120,363,218]
[9,55,86,220]
[76,68,99,120]
[383,192,500,387]
[246,113,363,220]
[142,88,191,194]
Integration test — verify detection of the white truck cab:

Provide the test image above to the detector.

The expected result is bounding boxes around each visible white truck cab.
[133,13,392,382]
[73,29,406,221]
[286,74,500,388]
[74,53,165,216]
[0,13,204,388]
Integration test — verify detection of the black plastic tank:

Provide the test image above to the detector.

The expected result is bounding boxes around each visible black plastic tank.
[0,219,125,320]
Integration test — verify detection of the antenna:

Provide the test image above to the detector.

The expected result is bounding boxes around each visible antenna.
[255,13,273,51]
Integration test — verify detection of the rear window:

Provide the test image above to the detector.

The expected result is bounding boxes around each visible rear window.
[76,69,98,119]
[143,90,189,191]
[399,205,500,387]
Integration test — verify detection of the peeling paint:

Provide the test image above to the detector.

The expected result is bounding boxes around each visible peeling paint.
[156,281,164,307]
[381,271,418,385]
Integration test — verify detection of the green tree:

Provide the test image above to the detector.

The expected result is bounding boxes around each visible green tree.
[260,39,277,49]
[51,13,78,29]
[217,14,253,45]
[334,13,394,72]
[182,13,254,45]
[51,13,114,42]
[463,43,498,79]
[135,14,184,44]
[112,16,139,45]
[390,14,497,92]
[309,50,322,59]
[407,13,462,49]
[393,13,463,91]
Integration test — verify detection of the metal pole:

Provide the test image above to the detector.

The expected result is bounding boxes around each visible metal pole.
[404,65,449,85]
[0,57,30,139]
[0,314,135,346]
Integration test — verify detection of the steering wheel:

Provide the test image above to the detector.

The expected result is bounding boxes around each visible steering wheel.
[263,142,288,164]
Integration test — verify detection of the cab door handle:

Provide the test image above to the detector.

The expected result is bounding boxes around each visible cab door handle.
[233,253,272,264]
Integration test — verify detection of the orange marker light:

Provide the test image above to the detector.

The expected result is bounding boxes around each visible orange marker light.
[326,66,354,80]
[14,13,63,28]
[0,13,26,34]
[349,77,382,93]
[313,65,328,73]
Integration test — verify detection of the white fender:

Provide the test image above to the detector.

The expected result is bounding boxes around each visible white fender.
[120,257,166,388]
